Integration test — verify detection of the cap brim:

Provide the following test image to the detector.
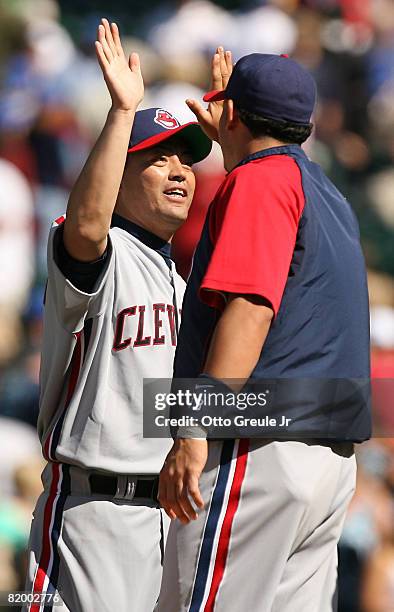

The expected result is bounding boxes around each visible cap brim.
[127,122,212,163]
[203,89,226,102]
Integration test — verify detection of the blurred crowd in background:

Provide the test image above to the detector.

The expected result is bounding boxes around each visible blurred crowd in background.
[0,0,393,610]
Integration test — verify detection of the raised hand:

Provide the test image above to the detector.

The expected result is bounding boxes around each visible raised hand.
[95,18,144,112]
[186,46,233,142]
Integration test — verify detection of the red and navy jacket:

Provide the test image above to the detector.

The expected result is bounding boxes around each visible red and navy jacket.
[174,144,371,442]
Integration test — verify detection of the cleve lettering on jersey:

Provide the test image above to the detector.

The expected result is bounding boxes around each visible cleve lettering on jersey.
[166,305,177,346]
[134,305,151,347]
[112,306,137,352]
[113,303,181,351]
[153,303,166,345]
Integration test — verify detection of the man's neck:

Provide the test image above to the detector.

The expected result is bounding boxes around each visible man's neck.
[244,137,288,157]
[113,207,173,242]
[226,137,290,172]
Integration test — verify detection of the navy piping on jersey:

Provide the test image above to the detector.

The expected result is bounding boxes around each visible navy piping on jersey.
[233,144,298,170]
[111,213,172,266]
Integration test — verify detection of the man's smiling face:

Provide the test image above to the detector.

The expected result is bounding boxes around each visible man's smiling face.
[116,136,196,240]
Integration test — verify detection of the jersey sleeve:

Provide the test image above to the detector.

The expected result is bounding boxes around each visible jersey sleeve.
[200,158,305,316]
[45,220,115,333]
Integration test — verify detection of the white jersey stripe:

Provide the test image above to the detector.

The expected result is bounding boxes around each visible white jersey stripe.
[28,464,62,611]
[187,440,239,612]
[198,441,239,611]
[38,466,63,611]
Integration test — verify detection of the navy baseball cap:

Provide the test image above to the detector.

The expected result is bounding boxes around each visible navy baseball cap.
[203,53,316,125]
[127,108,212,163]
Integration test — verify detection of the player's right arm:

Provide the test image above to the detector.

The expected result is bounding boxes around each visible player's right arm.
[63,18,144,262]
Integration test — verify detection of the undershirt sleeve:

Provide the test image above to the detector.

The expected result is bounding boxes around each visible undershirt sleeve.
[200,158,305,317]
[53,224,111,294]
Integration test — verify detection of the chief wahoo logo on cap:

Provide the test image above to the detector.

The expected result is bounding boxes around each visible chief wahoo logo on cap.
[154,109,180,130]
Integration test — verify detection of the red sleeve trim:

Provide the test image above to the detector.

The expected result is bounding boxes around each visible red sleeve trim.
[200,287,228,312]
[199,281,274,314]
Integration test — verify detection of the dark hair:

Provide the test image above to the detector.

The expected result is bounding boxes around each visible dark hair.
[237,106,313,144]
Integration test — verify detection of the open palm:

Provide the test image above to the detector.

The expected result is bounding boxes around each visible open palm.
[186,46,233,142]
[95,18,144,112]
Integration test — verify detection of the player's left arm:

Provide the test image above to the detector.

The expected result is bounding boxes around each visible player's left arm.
[158,295,272,523]
[203,294,273,382]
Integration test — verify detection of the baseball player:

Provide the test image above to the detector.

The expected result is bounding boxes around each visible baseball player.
[23,19,211,612]
[158,51,371,611]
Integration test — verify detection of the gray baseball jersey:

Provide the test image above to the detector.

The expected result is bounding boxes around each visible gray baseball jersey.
[24,215,184,611]
[39,216,183,473]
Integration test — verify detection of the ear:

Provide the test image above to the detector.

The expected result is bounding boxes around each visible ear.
[225,99,239,131]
